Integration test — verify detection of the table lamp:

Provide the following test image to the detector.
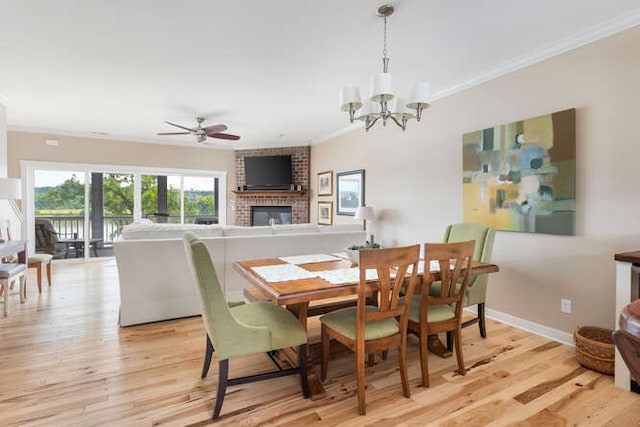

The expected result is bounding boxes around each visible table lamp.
[354,205,375,246]
[0,177,22,242]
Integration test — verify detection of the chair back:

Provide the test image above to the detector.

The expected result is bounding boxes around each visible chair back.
[357,245,420,335]
[183,232,244,359]
[423,241,475,314]
[444,223,495,304]
[35,219,59,254]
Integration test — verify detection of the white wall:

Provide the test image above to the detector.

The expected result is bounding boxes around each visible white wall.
[311,26,640,335]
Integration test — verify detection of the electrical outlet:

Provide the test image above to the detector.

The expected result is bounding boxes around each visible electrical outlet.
[561,298,572,314]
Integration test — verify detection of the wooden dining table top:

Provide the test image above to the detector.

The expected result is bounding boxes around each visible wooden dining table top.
[233,255,499,307]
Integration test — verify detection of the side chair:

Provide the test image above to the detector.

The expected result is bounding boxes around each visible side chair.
[407,240,475,386]
[436,223,495,349]
[183,232,309,420]
[319,244,420,415]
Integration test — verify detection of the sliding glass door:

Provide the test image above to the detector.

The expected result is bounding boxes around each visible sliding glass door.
[24,161,226,260]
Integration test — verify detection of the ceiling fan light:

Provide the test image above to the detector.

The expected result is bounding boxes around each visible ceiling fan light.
[370,72,394,102]
[340,86,363,111]
[407,82,431,110]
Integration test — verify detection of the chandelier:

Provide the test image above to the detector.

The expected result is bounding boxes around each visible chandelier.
[339,4,430,131]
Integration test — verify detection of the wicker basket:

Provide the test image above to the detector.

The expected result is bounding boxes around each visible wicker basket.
[573,325,615,375]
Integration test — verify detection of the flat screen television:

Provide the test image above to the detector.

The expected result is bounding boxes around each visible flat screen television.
[244,155,293,190]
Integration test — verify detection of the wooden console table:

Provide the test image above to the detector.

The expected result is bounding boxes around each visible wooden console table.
[614,250,640,390]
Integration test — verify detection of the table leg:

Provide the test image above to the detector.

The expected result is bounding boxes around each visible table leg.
[286,302,326,400]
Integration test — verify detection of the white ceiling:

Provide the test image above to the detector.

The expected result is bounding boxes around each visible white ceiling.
[1,1,639,150]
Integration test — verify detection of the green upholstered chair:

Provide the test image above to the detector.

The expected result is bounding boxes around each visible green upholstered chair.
[433,223,495,349]
[319,245,420,415]
[183,232,309,420]
[408,241,475,386]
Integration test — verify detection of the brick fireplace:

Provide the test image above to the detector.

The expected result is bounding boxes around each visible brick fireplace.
[234,146,310,226]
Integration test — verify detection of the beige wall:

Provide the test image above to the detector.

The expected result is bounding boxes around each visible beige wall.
[7,132,237,221]
[311,26,640,335]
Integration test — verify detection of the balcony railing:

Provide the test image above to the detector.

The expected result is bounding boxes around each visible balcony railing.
[36,214,218,245]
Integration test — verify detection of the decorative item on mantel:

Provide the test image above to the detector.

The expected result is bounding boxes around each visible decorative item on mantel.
[339,4,431,131]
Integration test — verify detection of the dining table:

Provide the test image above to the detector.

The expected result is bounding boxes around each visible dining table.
[233,251,500,399]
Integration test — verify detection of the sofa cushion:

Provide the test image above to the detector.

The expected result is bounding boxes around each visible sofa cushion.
[318,223,364,233]
[222,226,273,236]
[121,222,224,239]
[272,224,319,234]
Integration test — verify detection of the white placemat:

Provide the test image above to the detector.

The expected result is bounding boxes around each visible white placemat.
[331,252,348,259]
[278,254,342,265]
[251,264,318,282]
[317,268,379,285]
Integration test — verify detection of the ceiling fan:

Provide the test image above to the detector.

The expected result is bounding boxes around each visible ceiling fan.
[157,117,240,143]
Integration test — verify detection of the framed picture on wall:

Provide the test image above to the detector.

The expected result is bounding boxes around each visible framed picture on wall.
[317,170,333,196]
[336,169,365,216]
[318,201,333,225]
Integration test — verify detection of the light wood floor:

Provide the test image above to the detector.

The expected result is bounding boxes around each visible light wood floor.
[1,260,639,426]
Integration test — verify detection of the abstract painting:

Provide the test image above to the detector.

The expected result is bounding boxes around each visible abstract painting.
[462,108,575,235]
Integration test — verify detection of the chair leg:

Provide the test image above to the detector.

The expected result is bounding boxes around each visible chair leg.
[2,280,7,316]
[368,353,375,367]
[201,334,214,379]
[356,345,366,415]
[46,261,52,287]
[213,359,229,419]
[35,263,42,293]
[298,344,310,398]
[19,274,26,303]
[454,328,466,376]
[321,324,330,381]
[399,340,411,398]
[478,303,486,338]
[446,331,453,352]
[419,325,430,387]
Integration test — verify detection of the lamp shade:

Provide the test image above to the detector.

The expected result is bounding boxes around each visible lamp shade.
[370,72,394,102]
[390,97,415,119]
[354,205,375,221]
[0,178,22,200]
[406,82,431,110]
[340,86,363,112]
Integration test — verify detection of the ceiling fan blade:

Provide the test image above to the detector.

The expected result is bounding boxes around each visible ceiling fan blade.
[204,124,228,136]
[209,133,240,141]
[164,121,195,132]
[157,132,191,135]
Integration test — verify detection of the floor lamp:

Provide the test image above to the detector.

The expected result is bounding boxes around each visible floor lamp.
[354,205,375,246]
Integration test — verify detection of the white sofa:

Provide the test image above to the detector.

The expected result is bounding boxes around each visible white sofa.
[113,222,366,326]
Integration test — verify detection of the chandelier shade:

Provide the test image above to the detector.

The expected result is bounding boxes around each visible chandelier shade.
[339,4,430,131]
[370,73,394,102]
[339,86,363,112]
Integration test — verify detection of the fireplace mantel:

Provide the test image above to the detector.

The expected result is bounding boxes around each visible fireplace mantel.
[233,190,305,197]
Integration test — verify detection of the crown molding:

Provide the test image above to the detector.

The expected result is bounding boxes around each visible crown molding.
[6,125,235,150]
[433,8,640,101]
[311,122,362,146]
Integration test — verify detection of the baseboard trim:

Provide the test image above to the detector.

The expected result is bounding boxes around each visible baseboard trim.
[480,307,574,347]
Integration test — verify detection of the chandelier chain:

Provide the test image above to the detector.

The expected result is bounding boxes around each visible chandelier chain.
[382,16,388,59]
